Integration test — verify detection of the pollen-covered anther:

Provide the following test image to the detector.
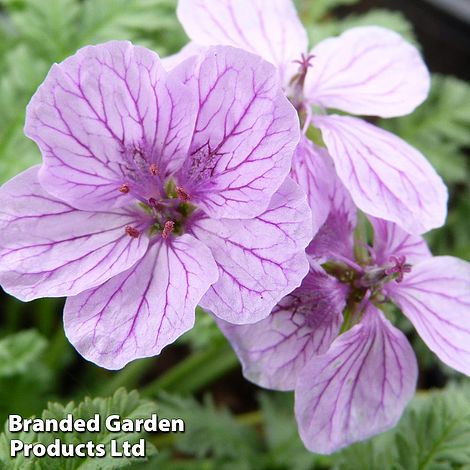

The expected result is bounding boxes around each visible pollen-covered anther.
[385,255,412,283]
[162,220,175,240]
[149,164,159,176]
[125,226,140,239]
[176,186,190,201]
[119,183,130,194]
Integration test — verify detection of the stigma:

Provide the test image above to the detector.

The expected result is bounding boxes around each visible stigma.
[385,255,412,283]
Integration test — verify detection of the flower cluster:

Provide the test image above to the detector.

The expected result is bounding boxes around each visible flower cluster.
[0,0,468,455]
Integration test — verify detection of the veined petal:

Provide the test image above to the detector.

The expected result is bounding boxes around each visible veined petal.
[64,235,219,369]
[295,306,418,454]
[193,178,312,324]
[369,216,431,265]
[307,175,356,262]
[315,115,448,234]
[290,136,335,233]
[179,46,300,219]
[388,256,470,376]
[177,0,307,85]
[26,41,196,210]
[0,167,148,301]
[305,26,430,118]
[218,266,347,390]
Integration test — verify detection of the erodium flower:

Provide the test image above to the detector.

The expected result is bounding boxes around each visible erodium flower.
[219,179,470,453]
[174,0,448,235]
[0,41,313,369]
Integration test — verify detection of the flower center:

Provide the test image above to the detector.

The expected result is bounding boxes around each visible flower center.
[117,145,197,241]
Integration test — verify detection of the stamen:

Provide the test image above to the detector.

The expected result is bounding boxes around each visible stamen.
[176,186,190,201]
[162,220,175,239]
[125,226,140,238]
[385,255,412,283]
[149,164,159,176]
[119,183,130,194]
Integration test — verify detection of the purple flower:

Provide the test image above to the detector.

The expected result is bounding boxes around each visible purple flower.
[0,41,313,369]
[219,185,470,453]
[174,0,448,234]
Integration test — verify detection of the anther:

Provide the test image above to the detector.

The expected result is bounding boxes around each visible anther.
[149,164,159,176]
[125,226,140,238]
[119,183,130,194]
[162,220,175,239]
[176,186,190,201]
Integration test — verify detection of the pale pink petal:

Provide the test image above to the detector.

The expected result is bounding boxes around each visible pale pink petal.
[177,0,307,85]
[290,136,336,233]
[64,235,219,369]
[177,46,300,219]
[315,115,448,234]
[307,175,356,261]
[25,41,196,211]
[369,216,431,265]
[161,42,204,70]
[388,256,470,376]
[218,266,347,390]
[192,178,312,324]
[295,306,418,454]
[305,26,430,118]
[0,167,148,301]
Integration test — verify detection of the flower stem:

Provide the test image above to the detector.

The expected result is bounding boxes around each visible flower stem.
[142,340,238,397]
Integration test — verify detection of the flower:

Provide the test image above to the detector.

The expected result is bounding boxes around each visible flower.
[0,41,313,369]
[174,0,448,235]
[219,179,470,453]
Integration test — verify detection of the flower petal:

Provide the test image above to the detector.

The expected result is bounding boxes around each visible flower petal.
[64,235,219,369]
[161,42,204,70]
[192,178,312,324]
[295,306,418,454]
[305,26,430,118]
[218,266,347,390]
[307,175,356,261]
[369,216,431,265]
[315,115,448,234]
[290,136,336,232]
[0,167,148,301]
[26,40,196,210]
[178,46,300,219]
[388,256,470,376]
[177,0,307,85]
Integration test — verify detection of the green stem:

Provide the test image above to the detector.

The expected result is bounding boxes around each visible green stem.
[142,340,238,397]
[99,358,155,396]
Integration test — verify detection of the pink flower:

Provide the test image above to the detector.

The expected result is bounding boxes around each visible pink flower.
[0,41,313,369]
[219,181,470,453]
[174,0,448,234]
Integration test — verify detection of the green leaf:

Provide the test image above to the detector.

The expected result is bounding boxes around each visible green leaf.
[305,9,416,45]
[0,388,157,469]
[156,393,260,462]
[258,392,322,470]
[334,384,470,470]
[0,330,47,378]
[296,0,359,23]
